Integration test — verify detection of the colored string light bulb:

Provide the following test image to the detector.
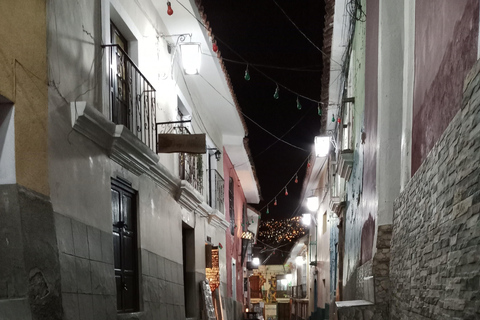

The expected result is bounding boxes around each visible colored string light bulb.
[212,43,218,53]
[332,114,335,122]
[274,198,277,206]
[244,65,250,81]
[273,84,279,99]
[307,161,311,168]
[266,206,269,214]
[166,1,173,15]
[296,97,302,110]
[318,105,322,116]
[337,117,341,123]
[285,187,288,196]
[295,175,298,183]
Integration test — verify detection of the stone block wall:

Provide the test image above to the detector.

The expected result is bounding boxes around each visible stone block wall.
[390,60,480,320]
[54,213,117,320]
[140,249,186,319]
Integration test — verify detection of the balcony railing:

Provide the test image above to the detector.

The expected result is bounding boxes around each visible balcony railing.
[155,123,204,194]
[104,44,157,151]
[290,284,307,299]
[180,153,203,194]
[208,169,224,214]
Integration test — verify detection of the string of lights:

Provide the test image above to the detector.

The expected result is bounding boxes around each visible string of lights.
[198,67,317,221]
[198,74,310,153]
[202,53,323,72]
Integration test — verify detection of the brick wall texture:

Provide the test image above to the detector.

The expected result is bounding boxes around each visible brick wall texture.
[390,60,480,320]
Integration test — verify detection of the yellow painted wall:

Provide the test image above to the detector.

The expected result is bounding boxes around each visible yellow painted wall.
[0,0,49,195]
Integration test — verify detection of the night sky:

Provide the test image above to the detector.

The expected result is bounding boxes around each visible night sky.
[199,0,326,264]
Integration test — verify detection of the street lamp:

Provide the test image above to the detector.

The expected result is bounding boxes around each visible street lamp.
[314,135,330,157]
[306,196,319,211]
[179,42,201,75]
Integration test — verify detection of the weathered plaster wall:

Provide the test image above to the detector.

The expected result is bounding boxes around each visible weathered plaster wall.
[342,0,369,291]
[412,0,479,174]
[223,151,247,303]
[0,0,49,195]
[391,60,480,320]
[358,0,378,268]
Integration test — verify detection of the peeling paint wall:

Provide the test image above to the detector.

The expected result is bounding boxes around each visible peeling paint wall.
[342,0,370,288]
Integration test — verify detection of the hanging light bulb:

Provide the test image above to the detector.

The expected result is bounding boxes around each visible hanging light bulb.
[166,1,173,15]
[285,187,288,196]
[318,104,322,116]
[332,114,335,122]
[212,42,218,53]
[244,65,250,81]
[266,206,269,214]
[274,198,277,206]
[295,175,298,183]
[337,117,341,123]
[296,97,302,110]
[273,84,279,99]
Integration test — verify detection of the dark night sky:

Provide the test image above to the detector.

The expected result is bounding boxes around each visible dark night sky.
[200,0,326,263]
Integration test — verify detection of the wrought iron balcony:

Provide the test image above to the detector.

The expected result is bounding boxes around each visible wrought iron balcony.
[104,44,157,151]
[208,169,224,214]
[290,284,307,299]
[156,123,204,194]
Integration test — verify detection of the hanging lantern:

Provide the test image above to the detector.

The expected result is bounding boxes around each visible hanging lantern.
[273,84,279,99]
[244,65,250,81]
[166,1,173,15]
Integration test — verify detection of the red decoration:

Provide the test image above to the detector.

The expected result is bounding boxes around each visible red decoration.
[167,1,173,15]
[307,161,311,168]
[212,43,218,52]
[337,117,341,123]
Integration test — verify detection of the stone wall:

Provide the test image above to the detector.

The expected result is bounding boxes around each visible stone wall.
[390,60,480,320]
[0,185,62,320]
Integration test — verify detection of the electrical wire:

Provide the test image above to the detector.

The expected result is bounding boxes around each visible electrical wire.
[271,0,342,68]
[198,74,310,153]
[175,0,323,104]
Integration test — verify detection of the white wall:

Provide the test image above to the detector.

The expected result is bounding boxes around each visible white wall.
[0,105,15,185]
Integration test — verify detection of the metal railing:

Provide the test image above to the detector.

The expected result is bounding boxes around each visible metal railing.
[103,44,156,151]
[155,123,204,194]
[290,284,307,299]
[208,169,224,214]
[180,153,203,194]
